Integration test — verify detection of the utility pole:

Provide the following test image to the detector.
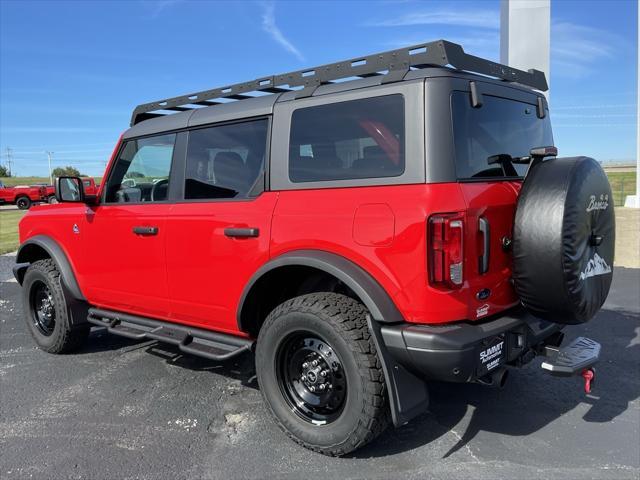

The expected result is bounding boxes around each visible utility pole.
[4,147,13,176]
[46,151,54,185]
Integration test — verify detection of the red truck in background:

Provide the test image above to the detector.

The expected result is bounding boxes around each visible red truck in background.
[0,178,98,208]
[0,181,47,209]
[36,178,99,204]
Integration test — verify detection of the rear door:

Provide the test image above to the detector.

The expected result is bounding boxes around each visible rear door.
[450,88,553,320]
[165,118,278,334]
[82,133,176,318]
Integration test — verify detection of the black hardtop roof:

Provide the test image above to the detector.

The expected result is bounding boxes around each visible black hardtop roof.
[128,39,547,130]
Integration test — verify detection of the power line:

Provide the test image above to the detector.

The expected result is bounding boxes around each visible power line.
[4,148,13,176]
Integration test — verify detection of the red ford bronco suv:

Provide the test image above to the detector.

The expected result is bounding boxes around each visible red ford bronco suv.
[14,40,615,456]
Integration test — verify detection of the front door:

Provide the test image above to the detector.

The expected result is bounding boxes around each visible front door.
[165,118,277,334]
[82,133,176,319]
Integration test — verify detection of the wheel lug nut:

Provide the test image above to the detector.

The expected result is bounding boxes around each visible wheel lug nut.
[312,360,318,367]
[302,362,308,368]
[301,375,307,382]
[318,384,325,391]
[321,370,328,377]
[309,386,315,392]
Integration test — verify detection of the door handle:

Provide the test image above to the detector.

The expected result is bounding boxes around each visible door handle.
[478,217,490,274]
[132,226,159,236]
[224,227,259,238]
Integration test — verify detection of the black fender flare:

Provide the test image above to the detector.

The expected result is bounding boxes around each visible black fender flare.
[14,235,86,302]
[238,249,429,427]
[238,249,405,330]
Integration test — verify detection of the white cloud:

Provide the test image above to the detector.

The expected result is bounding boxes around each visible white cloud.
[261,3,304,62]
[551,22,624,79]
[147,0,183,18]
[366,9,500,29]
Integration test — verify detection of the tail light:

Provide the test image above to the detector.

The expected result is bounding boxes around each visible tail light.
[429,213,464,288]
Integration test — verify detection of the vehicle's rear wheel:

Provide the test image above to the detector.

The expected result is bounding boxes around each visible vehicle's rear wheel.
[16,196,31,210]
[22,259,89,353]
[256,293,389,456]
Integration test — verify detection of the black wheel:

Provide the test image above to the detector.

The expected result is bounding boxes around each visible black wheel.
[16,196,31,209]
[256,293,389,456]
[47,195,57,204]
[22,259,89,353]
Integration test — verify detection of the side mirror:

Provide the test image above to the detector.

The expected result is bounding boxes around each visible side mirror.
[55,176,85,203]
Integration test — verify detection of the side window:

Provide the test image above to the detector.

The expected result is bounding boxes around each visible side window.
[105,133,175,203]
[184,119,268,200]
[289,95,405,182]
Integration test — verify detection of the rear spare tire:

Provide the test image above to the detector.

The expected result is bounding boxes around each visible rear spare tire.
[512,157,615,324]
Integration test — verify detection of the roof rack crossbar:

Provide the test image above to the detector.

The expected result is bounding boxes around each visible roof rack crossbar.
[130,39,548,125]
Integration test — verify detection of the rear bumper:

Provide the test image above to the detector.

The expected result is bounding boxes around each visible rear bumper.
[380,307,563,383]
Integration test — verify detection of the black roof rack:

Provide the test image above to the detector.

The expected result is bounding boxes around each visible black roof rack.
[130,39,548,126]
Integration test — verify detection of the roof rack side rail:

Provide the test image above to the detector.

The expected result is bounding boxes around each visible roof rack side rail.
[130,39,548,126]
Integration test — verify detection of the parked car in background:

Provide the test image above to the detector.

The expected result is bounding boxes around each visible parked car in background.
[40,178,99,204]
[80,177,99,196]
[0,180,47,209]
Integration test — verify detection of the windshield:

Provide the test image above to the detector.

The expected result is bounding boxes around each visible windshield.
[451,91,553,179]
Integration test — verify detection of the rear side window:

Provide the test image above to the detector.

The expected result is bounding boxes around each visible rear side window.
[184,119,268,200]
[451,92,553,179]
[289,95,405,182]
[105,133,175,203]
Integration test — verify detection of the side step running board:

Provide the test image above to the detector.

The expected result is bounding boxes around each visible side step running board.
[87,308,254,362]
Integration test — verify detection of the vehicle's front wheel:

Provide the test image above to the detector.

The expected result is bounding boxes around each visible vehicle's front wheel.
[22,259,89,353]
[16,196,31,209]
[47,194,57,204]
[256,293,389,456]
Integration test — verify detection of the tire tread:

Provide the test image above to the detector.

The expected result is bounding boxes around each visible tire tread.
[259,292,389,456]
[24,259,89,353]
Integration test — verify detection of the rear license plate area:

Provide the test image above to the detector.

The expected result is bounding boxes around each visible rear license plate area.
[477,335,506,376]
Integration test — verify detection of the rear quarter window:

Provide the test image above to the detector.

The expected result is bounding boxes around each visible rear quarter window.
[288,95,405,182]
[451,91,553,179]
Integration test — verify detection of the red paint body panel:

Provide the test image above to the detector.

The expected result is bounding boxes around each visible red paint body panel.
[164,194,279,334]
[18,180,521,330]
[270,183,516,324]
[80,204,172,318]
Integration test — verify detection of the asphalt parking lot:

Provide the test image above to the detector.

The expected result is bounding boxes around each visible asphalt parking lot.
[0,254,638,480]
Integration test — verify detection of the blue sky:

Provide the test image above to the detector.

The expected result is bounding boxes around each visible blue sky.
[0,0,637,177]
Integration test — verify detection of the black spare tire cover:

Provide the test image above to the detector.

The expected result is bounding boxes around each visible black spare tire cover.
[512,157,615,324]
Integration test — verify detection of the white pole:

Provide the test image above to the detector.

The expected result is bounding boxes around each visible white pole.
[500,0,551,97]
[46,151,53,185]
[625,0,639,208]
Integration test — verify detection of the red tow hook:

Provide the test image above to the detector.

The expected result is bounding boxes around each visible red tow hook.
[581,368,595,394]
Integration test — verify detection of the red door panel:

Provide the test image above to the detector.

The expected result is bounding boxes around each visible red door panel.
[165,193,279,334]
[82,204,171,318]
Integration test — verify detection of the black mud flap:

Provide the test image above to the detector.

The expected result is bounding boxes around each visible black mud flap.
[367,316,429,427]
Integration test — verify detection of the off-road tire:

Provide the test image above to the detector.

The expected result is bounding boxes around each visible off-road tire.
[22,259,89,353]
[256,293,389,456]
[16,196,31,210]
